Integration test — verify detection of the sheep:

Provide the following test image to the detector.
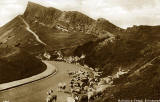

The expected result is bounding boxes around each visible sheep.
[47,89,54,95]
[87,90,96,102]
[79,82,85,87]
[103,77,112,84]
[70,83,74,88]
[89,81,94,87]
[46,94,57,102]
[84,86,89,91]
[68,71,75,76]
[58,83,63,91]
[51,94,57,102]
[72,87,81,94]
[46,95,52,102]
[95,85,107,97]
[58,82,66,91]
[113,68,128,79]
[87,88,93,92]
[79,94,88,102]
[66,97,75,102]
[89,78,93,82]
[3,100,9,102]
[81,77,88,84]
[74,95,79,102]
[62,82,66,90]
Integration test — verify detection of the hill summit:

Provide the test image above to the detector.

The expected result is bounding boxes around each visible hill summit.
[23,1,122,35]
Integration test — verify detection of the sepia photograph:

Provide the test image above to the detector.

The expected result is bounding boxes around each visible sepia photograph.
[0,0,160,102]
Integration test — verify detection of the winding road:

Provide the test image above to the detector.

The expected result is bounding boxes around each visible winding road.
[0,16,92,102]
[0,61,90,102]
[0,61,56,91]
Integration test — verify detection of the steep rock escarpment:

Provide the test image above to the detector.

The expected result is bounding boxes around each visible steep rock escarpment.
[23,2,122,36]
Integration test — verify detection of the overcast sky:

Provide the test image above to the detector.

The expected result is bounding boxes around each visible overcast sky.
[0,0,160,28]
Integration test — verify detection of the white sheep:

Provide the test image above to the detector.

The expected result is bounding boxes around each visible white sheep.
[95,85,107,97]
[47,89,54,95]
[58,82,66,91]
[66,97,75,102]
[87,90,96,102]
[46,94,57,102]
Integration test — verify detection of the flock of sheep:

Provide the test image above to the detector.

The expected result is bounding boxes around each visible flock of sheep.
[46,65,128,102]
[68,70,113,102]
[46,89,57,102]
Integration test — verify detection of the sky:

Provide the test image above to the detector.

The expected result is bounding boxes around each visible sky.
[0,0,160,28]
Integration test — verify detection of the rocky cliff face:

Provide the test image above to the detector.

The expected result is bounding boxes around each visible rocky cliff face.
[24,2,62,26]
[23,2,122,36]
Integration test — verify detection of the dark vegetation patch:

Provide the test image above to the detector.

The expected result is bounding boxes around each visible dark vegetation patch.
[0,46,46,84]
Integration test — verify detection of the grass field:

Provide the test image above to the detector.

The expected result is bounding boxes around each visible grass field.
[0,47,46,84]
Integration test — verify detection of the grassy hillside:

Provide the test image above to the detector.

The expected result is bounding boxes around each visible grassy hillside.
[74,25,160,75]
[74,25,160,100]
[95,57,160,102]
[0,2,122,57]
[0,46,46,84]
[0,16,45,56]
[29,23,97,50]
[1,2,159,100]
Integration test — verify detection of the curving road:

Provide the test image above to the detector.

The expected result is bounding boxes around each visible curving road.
[0,61,56,91]
[0,61,90,102]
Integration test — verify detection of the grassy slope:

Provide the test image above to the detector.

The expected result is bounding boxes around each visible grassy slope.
[75,26,160,100]
[0,46,46,84]
[29,23,97,50]
[97,58,160,102]
[0,16,45,55]
[22,2,98,52]
[75,25,160,75]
